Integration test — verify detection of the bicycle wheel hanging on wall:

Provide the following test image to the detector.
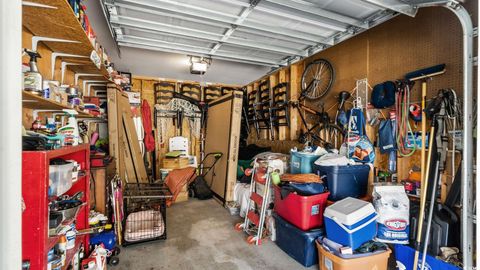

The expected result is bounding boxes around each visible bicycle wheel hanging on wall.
[301,59,335,100]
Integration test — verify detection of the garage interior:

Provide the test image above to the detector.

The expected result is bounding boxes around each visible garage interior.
[1,0,478,269]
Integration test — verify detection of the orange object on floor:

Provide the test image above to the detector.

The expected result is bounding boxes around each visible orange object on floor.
[316,241,391,270]
[164,167,195,206]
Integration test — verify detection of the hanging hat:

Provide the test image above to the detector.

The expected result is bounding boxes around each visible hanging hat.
[371,81,396,109]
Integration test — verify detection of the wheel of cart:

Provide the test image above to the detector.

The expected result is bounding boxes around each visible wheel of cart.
[234,158,274,245]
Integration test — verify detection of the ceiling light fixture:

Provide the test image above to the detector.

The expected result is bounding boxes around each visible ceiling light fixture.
[189,55,212,75]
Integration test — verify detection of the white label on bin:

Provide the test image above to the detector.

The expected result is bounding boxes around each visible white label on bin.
[324,257,333,270]
[311,204,319,216]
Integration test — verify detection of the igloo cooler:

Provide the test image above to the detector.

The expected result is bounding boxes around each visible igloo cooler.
[323,197,377,249]
[273,213,324,267]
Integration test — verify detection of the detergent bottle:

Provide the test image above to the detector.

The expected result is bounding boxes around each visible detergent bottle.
[58,109,81,146]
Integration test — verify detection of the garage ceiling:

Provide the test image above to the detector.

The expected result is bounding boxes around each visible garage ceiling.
[100,0,443,67]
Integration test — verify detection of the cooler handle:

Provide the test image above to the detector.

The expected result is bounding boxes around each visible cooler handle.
[330,214,378,234]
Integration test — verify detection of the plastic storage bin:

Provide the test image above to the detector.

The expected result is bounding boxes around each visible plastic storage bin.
[49,162,74,196]
[316,241,391,270]
[273,213,323,267]
[274,185,330,230]
[290,150,321,174]
[394,244,460,270]
[314,164,370,201]
[323,197,377,249]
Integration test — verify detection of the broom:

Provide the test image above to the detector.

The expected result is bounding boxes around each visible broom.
[405,64,445,269]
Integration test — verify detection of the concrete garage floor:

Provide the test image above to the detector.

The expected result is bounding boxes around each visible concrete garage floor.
[117,199,315,270]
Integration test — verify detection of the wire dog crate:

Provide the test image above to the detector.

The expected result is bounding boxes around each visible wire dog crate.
[122,183,172,246]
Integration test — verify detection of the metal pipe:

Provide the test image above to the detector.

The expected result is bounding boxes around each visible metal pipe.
[421,157,441,270]
[0,0,22,269]
[443,2,474,269]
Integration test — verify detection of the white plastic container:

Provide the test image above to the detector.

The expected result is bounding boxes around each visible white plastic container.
[323,197,377,249]
[49,162,74,196]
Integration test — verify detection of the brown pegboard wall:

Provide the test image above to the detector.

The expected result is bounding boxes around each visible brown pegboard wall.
[246,5,477,181]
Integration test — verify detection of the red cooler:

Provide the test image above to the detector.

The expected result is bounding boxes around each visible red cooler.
[274,185,330,231]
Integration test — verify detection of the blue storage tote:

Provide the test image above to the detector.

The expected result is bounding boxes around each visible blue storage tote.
[314,164,370,201]
[273,213,324,267]
[323,197,377,250]
[394,244,460,270]
[290,150,321,174]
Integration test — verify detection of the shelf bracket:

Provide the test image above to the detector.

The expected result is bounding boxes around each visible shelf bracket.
[51,53,88,80]
[61,62,85,85]
[87,84,108,96]
[74,73,104,86]
[22,1,57,9]
[31,36,80,52]
[82,80,108,95]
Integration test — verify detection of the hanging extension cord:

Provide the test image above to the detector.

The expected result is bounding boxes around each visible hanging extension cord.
[396,82,417,157]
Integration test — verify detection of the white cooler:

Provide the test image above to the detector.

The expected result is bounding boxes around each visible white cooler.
[323,197,378,249]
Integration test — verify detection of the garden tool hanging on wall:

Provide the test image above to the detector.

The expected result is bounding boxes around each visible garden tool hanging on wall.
[404,67,446,265]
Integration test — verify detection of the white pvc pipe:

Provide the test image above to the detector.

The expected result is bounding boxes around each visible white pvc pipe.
[0,0,22,269]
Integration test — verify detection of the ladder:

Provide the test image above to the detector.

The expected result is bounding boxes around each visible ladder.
[235,159,272,245]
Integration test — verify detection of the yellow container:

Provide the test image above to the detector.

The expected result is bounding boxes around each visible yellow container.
[316,240,391,270]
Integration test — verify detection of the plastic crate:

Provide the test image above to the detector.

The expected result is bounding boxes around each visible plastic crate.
[49,162,74,197]
[290,150,321,174]
[317,240,391,270]
[274,185,329,230]
[394,244,460,270]
[273,213,323,267]
[314,164,370,201]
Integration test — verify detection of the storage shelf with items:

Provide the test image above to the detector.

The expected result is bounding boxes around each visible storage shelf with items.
[22,144,90,270]
[23,0,112,78]
[22,90,96,119]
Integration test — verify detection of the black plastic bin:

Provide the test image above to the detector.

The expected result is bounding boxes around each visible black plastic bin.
[313,164,370,201]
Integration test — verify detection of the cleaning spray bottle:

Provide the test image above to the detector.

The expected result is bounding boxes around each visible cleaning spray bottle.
[58,109,81,146]
[23,49,43,94]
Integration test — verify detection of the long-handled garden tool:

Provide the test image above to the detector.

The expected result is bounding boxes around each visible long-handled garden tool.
[406,63,446,269]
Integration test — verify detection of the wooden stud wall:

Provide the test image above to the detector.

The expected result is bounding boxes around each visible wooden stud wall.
[131,75,241,177]
[245,6,477,193]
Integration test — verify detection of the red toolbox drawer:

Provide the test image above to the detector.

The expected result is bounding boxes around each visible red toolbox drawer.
[274,185,329,231]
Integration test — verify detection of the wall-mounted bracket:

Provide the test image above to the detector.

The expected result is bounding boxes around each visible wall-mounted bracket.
[74,73,104,86]
[61,62,85,85]
[51,53,88,80]
[82,80,108,94]
[87,84,108,96]
[22,1,56,9]
[31,36,80,52]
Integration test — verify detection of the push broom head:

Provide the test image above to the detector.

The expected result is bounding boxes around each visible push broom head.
[405,64,446,81]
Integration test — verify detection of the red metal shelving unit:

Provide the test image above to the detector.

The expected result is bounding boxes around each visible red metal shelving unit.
[22,145,90,270]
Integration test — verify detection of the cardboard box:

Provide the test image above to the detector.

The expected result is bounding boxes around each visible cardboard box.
[204,92,242,204]
[176,185,189,203]
[162,157,190,169]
